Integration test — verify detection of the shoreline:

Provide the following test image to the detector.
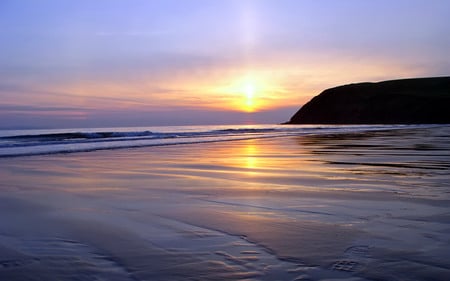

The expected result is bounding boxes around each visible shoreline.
[1,129,449,280]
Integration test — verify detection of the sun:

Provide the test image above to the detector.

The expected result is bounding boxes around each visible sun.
[244,82,256,112]
[216,73,279,112]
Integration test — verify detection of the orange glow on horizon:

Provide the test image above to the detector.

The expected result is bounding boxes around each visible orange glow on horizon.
[19,55,422,117]
[212,73,288,113]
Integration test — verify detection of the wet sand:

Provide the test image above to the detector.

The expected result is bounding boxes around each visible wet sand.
[1,126,450,280]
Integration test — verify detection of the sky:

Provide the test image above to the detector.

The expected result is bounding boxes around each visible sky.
[1,0,449,128]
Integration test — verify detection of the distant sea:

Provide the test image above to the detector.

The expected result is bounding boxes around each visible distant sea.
[0,124,433,158]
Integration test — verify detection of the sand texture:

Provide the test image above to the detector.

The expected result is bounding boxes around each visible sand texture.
[1,126,449,280]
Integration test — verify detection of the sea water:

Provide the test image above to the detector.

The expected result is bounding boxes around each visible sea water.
[0,124,428,157]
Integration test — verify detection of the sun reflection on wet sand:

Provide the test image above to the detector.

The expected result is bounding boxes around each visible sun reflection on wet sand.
[243,140,257,170]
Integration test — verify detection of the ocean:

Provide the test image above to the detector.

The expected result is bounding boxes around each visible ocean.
[0,124,429,157]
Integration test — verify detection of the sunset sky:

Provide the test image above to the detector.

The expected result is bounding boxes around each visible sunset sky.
[1,0,449,128]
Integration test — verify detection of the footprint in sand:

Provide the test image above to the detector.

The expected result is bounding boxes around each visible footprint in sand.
[331,260,360,272]
[330,245,371,272]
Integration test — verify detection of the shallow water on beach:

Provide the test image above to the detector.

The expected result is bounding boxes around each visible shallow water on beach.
[0,125,449,280]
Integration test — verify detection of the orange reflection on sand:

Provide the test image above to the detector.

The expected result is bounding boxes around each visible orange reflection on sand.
[206,139,267,177]
[0,137,333,197]
[201,138,297,184]
[243,140,258,170]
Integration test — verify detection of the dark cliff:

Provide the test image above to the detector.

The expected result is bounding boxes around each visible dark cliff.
[286,77,450,124]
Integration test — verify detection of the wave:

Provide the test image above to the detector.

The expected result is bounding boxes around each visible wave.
[1,128,280,142]
[0,124,433,158]
[1,131,156,141]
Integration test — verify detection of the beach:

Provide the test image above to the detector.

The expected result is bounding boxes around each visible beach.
[1,125,449,281]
